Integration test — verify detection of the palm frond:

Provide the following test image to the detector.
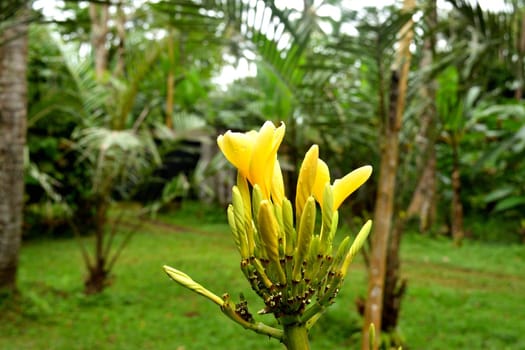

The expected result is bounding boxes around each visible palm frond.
[73,126,161,196]
[108,39,164,130]
[156,0,313,90]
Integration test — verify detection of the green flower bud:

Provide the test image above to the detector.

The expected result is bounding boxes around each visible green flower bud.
[163,265,224,306]
[319,183,334,255]
[332,235,352,272]
[341,220,372,276]
[326,211,339,254]
[293,197,316,281]
[237,174,256,256]
[227,204,242,257]
[273,203,285,259]
[282,198,296,257]
[295,146,318,226]
[258,201,280,265]
[258,200,286,285]
[232,188,249,259]
[305,235,320,281]
[252,184,263,228]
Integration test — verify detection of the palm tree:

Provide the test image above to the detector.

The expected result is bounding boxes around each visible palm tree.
[0,4,29,291]
[361,0,416,348]
[67,39,164,293]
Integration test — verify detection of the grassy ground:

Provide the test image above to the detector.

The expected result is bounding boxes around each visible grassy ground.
[1,203,524,349]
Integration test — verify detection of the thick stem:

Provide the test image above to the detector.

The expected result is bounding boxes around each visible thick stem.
[283,324,310,350]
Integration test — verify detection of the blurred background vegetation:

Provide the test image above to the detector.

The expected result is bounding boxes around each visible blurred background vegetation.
[1,0,524,349]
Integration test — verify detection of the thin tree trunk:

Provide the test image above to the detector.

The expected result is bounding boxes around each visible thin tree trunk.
[0,10,28,291]
[382,0,437,331]
[166,29,175,129]
[114,0,126,78]
[89,2,109,80]
[406,0,438,232]
[362,128,400,349]
[515,13,525,100]
[407,150,437,231]
[450,138,464,246]
[362,0,415,348]
[84,196,110,294]
[381,218,407,334]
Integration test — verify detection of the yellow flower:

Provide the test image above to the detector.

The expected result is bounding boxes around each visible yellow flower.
[312,159,330,203]
[313,161,372,211]
[271,160,285,206]
[217,121,285,199]
[216,130,257,179]
[295,145,319,221]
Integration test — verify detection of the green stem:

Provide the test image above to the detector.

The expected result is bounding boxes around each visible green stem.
[283,323,310,350]
[220,299,283,340]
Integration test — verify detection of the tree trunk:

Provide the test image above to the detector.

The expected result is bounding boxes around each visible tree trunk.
[362,128,400,350]
[114,0,126,78]
[406,0,438,232]
[362,0,415,348]
[84,196,110,294]
[381,218,407,335]
[382,0,437,334]
[450,139,464,246]
[0,11,28,291]
[515,13,525,100]
[166,29,175,129]
[407,150,437,232]
[89,2,109,80]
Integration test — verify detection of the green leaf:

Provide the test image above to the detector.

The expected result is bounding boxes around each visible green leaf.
[494,196,525,212]
[483,187,515,203]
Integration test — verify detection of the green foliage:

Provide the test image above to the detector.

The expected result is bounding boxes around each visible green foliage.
[463,214,522,243]
[146,174,190,217]
[25,25,95,236]
[20,0,525,252]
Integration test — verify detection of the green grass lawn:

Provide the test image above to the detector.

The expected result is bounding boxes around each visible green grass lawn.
[1,203,524,349]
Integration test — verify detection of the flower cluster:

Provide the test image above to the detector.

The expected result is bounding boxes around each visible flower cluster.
[217,121,372,319]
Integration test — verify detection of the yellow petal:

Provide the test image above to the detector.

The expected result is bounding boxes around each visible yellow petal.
[312,158,330,205]
[268,123,286,200]
[271,122,286,151]
[332,165,373,210]
[249,121,284,198]
[271,159,285,206]
[295,145,318,221]
[217,130,257,178]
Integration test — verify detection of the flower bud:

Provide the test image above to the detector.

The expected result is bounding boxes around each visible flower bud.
[295,145,318,225]
[293,197,316,281]
[258,200,286,285]
[319,183,334,254]
[341,220,372,276]
[163,265,224,307]
[282,198,296,257]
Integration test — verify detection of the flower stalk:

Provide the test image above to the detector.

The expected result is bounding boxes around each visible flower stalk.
[164,121,373,349]
[283,323,310,350]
